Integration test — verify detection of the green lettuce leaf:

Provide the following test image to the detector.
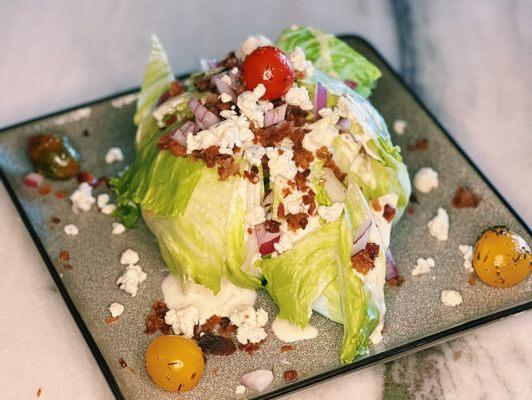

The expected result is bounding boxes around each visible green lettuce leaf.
[302,71,411,219]
[260,219,343,327]
[134,35,175,126]
[276,26,381,97]
[142,167,262,293]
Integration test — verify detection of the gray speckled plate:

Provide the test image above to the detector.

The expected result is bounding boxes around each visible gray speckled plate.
[0,36,530,400]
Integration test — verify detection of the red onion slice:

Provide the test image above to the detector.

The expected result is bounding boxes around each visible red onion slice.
[314,81,328,114]
[212,74,236,100]
[262,190,273,210]
[263,104,287,127]
[337,117,350,131]
[351,218,372,256]
[170,121,197,146]
[240,369,273,392]
[255,223,280,256]
[200,58,218,72]
[385,249,400,281]
[23,172,44,188]
[188,98,220,129]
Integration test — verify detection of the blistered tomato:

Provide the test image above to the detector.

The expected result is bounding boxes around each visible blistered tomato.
[145,335,205,392]
[473,226,531,288]
[241,46,294,100]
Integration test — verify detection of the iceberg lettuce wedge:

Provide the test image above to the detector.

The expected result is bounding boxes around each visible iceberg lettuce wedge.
[134,35,175,125]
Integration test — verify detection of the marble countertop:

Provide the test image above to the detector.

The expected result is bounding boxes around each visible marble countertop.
[0,1,530,399]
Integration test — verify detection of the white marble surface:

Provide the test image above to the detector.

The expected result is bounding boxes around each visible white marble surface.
[0,1,530,399]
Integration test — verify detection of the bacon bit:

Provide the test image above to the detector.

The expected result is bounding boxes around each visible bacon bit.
[118,357,128,368]
[284,370,298,382]
[247,227,253,235]
[59,250,70,261]
[408,138,429,151]
[194,75,212,92]
[164,114,177,127]
[219,52,238,69]
[351,243,380,275]
[280,344,295,352]
[97,176,110,188]
[204,93,232,117]
[63,263,73,270]
[282,187,292,198]
[286,105,309,127]
[468,273,476,286]
[264,219,281,233]
[145,300,171,335]
[293,148,314,170]
[51,216,60,224]
[38,183,51,195]
[55,190,68,199]
[407,207,415,216]
[452,186,481,208]
[277,203,286,219]
[315,146,346,182]
[294,170,310,192]
[383,204,396,223]
[77,171,97,186]
[238,341,263,354]
[244,170,260,184]
[252,121,308,148]
[217,157,240,181]
[371,199,382,212]
[168,80,185,97]
[105,316,119,324]
[169,142,187,157]
[286,213,309,231]
[82,129,90,137]
[199,333,236,355]
[386,275,404,287]
[302,192,316,216]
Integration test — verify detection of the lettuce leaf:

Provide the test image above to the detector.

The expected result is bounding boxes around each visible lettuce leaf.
[260,220,343,327]
[134,35,175,126]
[143,167,262,293]
[276,26,381,97]
[302,70,411,219]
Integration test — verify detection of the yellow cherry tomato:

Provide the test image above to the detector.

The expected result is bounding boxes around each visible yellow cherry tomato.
[473,226,531,288]
[145,335,205,392]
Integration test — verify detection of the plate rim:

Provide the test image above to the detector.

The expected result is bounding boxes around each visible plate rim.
[0,34,530,400]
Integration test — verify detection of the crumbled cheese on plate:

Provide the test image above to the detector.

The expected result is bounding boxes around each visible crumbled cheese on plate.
[459,245,474,272]
[69,182,95,213]
[109,302,124,317]
[116,264,147,297]
[441,290,463,307]
[120,248,139,265]
[411,257,435,276]
[428,207,449,241]
[64,224,79,236]
[414,167,439,194]
[112,222,126,235]
[229,305,268,345]
[105,147,124,164]
[393,119,407,135]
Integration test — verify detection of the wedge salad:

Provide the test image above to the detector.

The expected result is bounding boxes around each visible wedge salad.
[112,25,411,376]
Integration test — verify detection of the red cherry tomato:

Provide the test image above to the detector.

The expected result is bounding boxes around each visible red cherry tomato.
[241,46,295,100]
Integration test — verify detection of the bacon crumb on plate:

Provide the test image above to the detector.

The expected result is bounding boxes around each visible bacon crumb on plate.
[118,357,128,368]
[59,250,70,261]
[452,186,481,208]
[283,369,298,381]
[105,316,120,325]
[280,344,295,352]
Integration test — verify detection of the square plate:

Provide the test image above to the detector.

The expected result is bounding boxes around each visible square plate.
[0,35,530,400]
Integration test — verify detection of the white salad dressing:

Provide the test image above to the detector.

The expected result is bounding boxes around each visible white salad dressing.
[161,274,257,324]
[271,317,318,343]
